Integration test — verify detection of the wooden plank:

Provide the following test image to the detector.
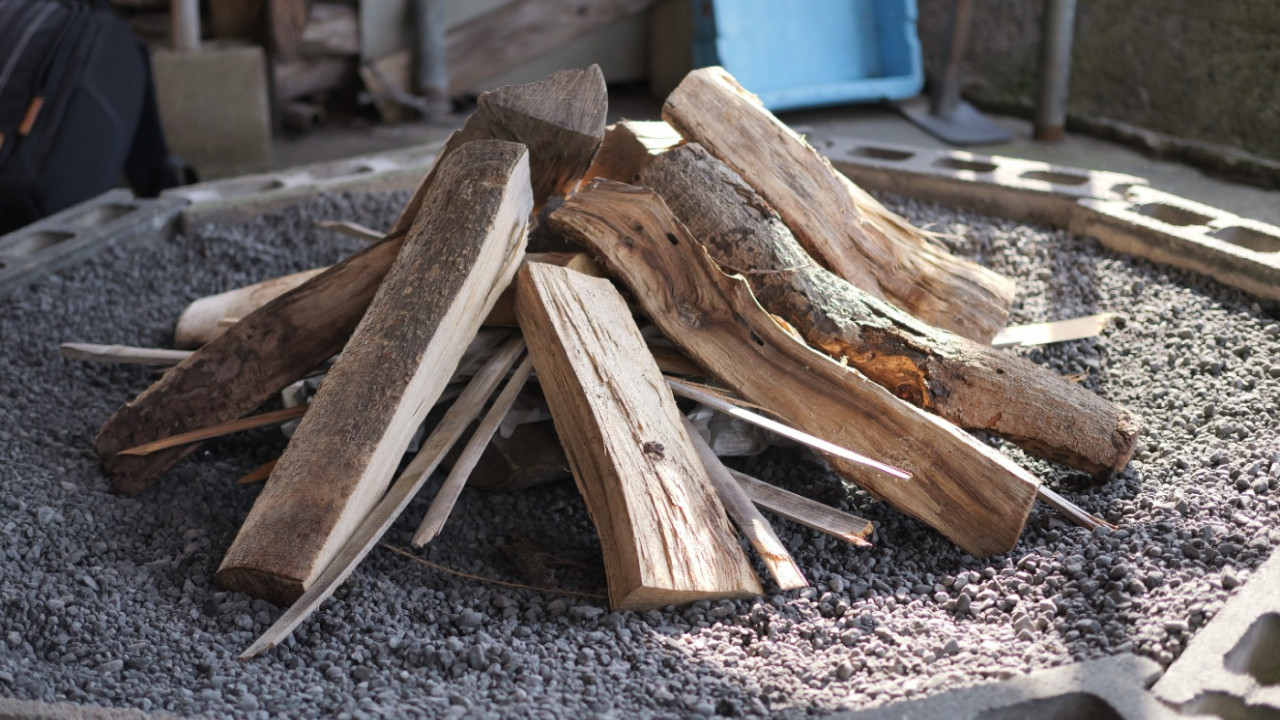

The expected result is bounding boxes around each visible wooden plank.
[681,416,807,590]
[238,335,526,658]
[661,66,1017,343]
[516,262,762,609]
[583,120,684,185]
[445,0,658,93]
[730,469,873,547]
[94,67,607,496]
[548,181,1040,557]
[640,144,1139,476]
[216,140,532,605]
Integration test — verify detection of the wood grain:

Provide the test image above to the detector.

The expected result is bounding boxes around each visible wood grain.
[549,181,1040,557]
[95,67,606,495]
[641,144,1139,475]
[445,0,657,93]
[583,119,684,185]
[662,66,1016,343]
[516,262,762,609]
[216,140,532,605]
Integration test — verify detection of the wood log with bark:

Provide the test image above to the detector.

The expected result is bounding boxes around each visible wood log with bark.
[639,143,1140,475]
[517,262,762,609]
[94,67,607,496]
[216,140,532,605]
[549,181,1041,557]
[662,66,1016,343]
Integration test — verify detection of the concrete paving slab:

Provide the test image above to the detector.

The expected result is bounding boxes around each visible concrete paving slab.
[0,190,186,301]
[1070,185,1280,302]
[163,141,442,230]
[1153,548,1280,715]
[818,137,1146,227]
[826,654,1175,720]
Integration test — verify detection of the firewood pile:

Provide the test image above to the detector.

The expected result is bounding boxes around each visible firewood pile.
[79,65,1140,658]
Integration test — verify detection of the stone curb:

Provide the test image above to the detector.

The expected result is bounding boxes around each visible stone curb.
[1070,185,1280,302]
[817,137,1147,227]
[826,654,1175,720]
[162,141,443,230]
[0,190,187,302]
[1153,548,1280,715]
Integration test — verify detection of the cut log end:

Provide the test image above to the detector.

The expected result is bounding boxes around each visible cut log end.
[214,565,307,607]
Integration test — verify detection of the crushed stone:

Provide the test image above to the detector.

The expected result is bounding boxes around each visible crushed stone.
[1,189,1277,718]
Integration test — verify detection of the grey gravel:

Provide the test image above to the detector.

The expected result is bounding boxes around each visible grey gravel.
[1,189,1278,718]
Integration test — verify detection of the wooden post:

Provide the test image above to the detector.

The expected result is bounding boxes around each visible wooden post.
[94,67,607,495]
[662,66,1017,343]
[516,262,762,609]
[640,144,1139,476]
[216,140,532,605]
[549,181,1040,557]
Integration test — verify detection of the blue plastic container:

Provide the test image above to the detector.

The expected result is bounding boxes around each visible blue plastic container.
[692,0,924,111]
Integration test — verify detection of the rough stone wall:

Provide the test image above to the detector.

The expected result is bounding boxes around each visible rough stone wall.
[915,0,1280,161]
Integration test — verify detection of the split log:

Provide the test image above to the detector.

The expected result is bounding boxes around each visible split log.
[516,262,762,609]
[217,140,532,605]
[445,0,657,93]
[175,252,601,348]
[681,416,807,590]
[583,120,684,184]
[730,469,873,548]
[403,65,608,224]
[174,267,327,349]
[661,66,1016,343]
[239,335,528,658]
[640,144,1139,475]
[549,181,1040,557]
[95,67,607,495]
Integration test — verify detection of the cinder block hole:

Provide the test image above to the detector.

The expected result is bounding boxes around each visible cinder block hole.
[1224,612,1280,685]
[934,157,998,173]
[1021,169,1089,186]
[65,203,136,227]
[851,146,914,161]
[2,231,75,257]
[307,164,375,181]
[218,178,287,199]
[1209,226,1280,254]
[1183,691,1280,720]
[1134,202,1213,227]
[974,692,1124,720]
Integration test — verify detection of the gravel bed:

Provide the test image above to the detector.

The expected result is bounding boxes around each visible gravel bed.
[1,189,1278,719]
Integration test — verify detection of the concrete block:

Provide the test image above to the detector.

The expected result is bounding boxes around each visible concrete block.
[829,654,1175,720]
[152,43,273,180]
[818,137,1147,228]
[0,190,186,301]
[0,696,190,719]
[1153,549,1280,715]
[1070,185,1280,302]
[163,142,442,230]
